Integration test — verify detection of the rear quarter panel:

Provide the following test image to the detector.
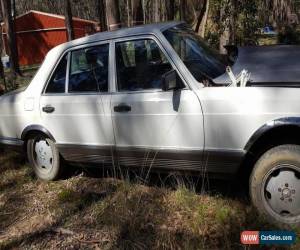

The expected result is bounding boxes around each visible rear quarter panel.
[0,91,39,139]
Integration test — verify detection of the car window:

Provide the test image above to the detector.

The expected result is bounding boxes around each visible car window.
[116,39,173,92]
[69,44,109,93]
[45,55,67,93]
[163,24,226,82]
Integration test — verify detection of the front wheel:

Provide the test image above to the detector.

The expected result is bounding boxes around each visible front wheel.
[250,145,300,227]
[27,135,63,181]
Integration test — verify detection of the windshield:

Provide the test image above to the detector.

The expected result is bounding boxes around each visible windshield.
[163,24,227,82]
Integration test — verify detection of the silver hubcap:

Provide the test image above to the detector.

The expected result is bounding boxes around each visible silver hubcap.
[263,164,300,220]
[34,139,53,172]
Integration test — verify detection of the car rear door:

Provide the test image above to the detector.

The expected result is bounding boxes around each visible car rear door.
[111,36,204,171]
[40,42,115,166]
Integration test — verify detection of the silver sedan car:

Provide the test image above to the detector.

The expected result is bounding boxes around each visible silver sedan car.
[0,22,299,227]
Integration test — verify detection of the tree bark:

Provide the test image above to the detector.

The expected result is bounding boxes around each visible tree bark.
[166,0,175,20]
[11,0,16,18]
[96,0,107,31]
[0,25,6,92]
[180,0,186,21]
[1,0,21,76]
[200,0,209,37]
[132,0,143,25]
[106,0,122,31]
[142,0,146,23]
[126,0,131,26]
[229,0,237,44]
[64,0,74,41]
[154,0,160,22]
[195,0,207,33]
[219,0,231,54]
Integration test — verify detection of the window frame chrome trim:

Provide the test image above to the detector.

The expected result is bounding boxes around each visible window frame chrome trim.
[109,40,117,93]
[65,52,71,93]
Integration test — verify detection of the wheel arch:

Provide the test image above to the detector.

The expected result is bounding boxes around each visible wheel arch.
[21,125,56,143]
[245,117,300,153]
[239,117,300,179]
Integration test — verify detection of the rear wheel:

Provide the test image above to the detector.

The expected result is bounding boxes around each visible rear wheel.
[250,145,300,227]
[27,135,63,181]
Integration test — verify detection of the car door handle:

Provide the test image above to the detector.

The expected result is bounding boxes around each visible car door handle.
[42,105,55,113]
[114,104,131,113]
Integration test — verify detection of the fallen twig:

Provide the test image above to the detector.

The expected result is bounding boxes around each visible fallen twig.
[51,227,75,236]
[0,212,14,216]
[75,238,105,244]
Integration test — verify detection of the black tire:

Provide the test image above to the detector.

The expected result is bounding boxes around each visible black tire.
[27,135,63,181]
[250,144,300,227]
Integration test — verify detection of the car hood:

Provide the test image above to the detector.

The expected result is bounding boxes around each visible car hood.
[213,45,300,86]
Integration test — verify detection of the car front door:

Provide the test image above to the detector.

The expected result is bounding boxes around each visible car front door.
[40,42,115,166]
[111,37,204,172]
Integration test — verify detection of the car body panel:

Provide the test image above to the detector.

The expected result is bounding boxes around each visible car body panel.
[40,94,114,146]
[0,90,40,139]
[197,87,300,149]
[111,89,203,149]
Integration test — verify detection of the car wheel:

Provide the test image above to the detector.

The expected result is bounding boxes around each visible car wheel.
[250,144,300,227]
[27,135,63,181]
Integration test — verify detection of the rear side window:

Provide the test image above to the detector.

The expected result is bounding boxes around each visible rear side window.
[45,55,67,93]
[69,44,109,93]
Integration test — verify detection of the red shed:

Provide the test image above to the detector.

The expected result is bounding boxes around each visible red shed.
[1,10,98,66]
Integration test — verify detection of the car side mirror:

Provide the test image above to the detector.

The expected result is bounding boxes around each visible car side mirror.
[162,69,183,91]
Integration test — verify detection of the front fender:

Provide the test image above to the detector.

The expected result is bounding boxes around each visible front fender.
[244,117,300,151]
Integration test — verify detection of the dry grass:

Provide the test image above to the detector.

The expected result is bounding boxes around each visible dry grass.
[258,35,278,45]
[0,151,299,249]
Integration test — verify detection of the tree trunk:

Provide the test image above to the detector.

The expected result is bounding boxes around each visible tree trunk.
[166,0,175,20]
[106,0,122,31]
[195,0,207,33]
[132,0,143,25]
[11,0,16,18]
[219,1,231,54]
[1,0,21,77]
[96,0,107,31]
[229,0,237,44]
[154,0,160,22]
[180,0,186,21]
[126,0,131,27]
[0,25,6,92]
[64,0,74,41]
[200,0,209,37]
[142,0,146,23]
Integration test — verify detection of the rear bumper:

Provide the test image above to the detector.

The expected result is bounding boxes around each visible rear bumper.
[0,137,24,152]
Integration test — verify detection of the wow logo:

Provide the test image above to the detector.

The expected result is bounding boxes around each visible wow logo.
[241,231,296,245]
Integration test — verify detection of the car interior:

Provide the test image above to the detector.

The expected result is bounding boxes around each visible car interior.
[116,39,173,91]
[68,45,109,93]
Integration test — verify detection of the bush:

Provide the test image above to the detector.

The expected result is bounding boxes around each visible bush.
[278,25,300,45]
